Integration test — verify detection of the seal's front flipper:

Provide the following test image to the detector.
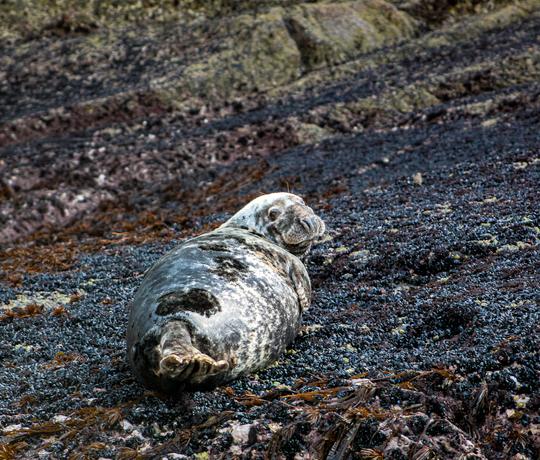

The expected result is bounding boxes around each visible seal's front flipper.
[289,261,311,312]
[157,321,229,383]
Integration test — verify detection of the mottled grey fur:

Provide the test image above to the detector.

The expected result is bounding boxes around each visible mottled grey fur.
[127,193,325,393]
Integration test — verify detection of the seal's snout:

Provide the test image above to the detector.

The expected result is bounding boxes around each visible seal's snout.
[276,204,326,256]
[301,214,325,239]
[300,216,316,233]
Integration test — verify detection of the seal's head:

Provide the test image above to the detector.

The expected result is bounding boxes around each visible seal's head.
[222,193,325,256]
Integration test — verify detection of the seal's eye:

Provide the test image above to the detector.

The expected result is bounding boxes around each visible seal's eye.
[268,206,282,221]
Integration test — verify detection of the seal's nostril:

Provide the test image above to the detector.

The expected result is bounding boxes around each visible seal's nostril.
[300,218,314,232]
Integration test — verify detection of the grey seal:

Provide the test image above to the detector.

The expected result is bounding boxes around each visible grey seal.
[127,192,325,393]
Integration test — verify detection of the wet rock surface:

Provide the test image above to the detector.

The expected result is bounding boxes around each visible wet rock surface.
[1,1,539,459]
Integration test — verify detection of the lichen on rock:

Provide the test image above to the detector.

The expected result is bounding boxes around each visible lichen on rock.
[285,0,416,70]
[181,8,302,98]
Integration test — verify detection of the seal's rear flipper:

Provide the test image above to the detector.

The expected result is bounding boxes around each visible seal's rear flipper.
[157,321,229,383]
[159,353,229,384]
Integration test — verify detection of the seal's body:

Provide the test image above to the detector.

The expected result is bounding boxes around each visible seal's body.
[127,193,325,393]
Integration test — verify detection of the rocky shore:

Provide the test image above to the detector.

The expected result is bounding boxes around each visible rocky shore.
[1,1,539,458]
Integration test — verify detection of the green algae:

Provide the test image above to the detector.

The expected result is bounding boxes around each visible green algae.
[0,290,83,312]
[0,0,188,42]
[318,47,540,126]
[181,8,302,99]
[285,0,416,70]
[2,0,539,148]
[269,0,540,98]
[178,1,416,99]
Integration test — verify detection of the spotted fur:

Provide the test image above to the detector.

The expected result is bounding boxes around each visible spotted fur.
[127,193,325,393]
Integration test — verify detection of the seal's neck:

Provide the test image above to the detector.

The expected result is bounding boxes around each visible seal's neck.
[220,212,272,242]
